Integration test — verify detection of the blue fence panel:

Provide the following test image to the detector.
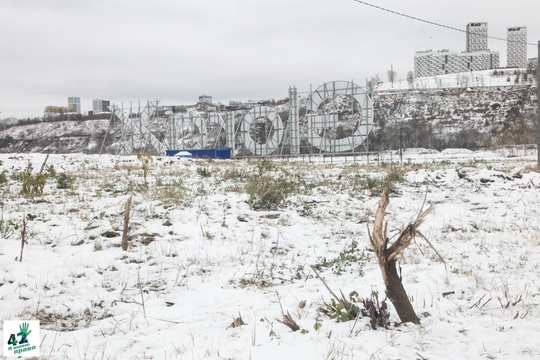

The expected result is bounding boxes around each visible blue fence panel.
[166,148,231,159]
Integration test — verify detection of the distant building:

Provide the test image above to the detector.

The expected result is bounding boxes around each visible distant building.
[507,27,527,68]
[466,22,489,52]
[414,50,499,78]
[198,95,212,105]
[68,96,81,114]
[414,22,506,78]
[528,57,538,71]
[92,99,111,113]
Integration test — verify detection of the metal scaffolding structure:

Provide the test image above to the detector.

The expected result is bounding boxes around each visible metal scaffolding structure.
[115,80,373,158]
[111,100,167,155]
[304,81,373,154]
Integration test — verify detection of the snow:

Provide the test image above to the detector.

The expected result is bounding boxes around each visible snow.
[174,151,193,159]
[0,150,539,359]
[441,148,473,154]
[375,69,532,92]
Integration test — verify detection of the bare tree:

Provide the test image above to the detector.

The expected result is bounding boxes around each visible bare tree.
[369,74,381,90]
[387,68,397,85]
[406,71,414,89]
[459,74,470,88]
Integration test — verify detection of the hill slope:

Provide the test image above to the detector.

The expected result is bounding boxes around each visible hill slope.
[0,86,536,154]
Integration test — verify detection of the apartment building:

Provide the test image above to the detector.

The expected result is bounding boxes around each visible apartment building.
[507,27,527,68]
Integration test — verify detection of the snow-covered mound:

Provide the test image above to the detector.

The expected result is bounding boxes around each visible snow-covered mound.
[441,148,473,154]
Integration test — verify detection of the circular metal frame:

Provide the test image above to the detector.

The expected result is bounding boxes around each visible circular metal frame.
[240,106,283,156]
[306,80,373,153]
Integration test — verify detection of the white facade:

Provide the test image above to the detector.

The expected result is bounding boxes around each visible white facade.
[92,99,111,113]
[415,50,499,78]
[466,22,488,52]
[507,27,527,68]
[68,96,81,114]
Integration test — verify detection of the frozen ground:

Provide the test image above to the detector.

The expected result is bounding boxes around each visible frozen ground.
[0,149,539,359]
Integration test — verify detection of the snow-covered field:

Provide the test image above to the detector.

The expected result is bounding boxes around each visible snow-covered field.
[0,150,539,359]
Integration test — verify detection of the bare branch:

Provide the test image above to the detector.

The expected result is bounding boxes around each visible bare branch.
[276,311,300,332]
[416,230,447,276]
[372,188,390,253]
[310,265,342,303]
[386,204,434,261]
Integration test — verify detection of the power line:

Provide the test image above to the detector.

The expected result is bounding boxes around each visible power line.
[352,0,536,46]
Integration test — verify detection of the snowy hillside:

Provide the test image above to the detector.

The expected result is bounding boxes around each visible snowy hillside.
[0,119,111,153]
[376,69,533,91]
[0,83,537,155]
[0,151,539,359]
[372,85,536,150]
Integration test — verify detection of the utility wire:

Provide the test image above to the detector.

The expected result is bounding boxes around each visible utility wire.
[352,0,536,46]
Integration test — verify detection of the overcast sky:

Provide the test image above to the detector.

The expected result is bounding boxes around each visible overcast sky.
[1,0,538,118]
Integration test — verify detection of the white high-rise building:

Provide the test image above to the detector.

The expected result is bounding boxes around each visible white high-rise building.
[68,96,81,114]
[92,99,111,113]
[507,27,527,68]
[466,22,488,52]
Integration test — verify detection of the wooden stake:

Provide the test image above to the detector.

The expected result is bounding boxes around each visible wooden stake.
[122,196,132,251]
[19,216,27,262]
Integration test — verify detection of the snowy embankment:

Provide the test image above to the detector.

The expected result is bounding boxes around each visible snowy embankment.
[0,151,539,359]
[375,68,531,92]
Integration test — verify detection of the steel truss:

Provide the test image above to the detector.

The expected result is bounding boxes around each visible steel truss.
[111,100,167,155]
[115,81,373,157]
